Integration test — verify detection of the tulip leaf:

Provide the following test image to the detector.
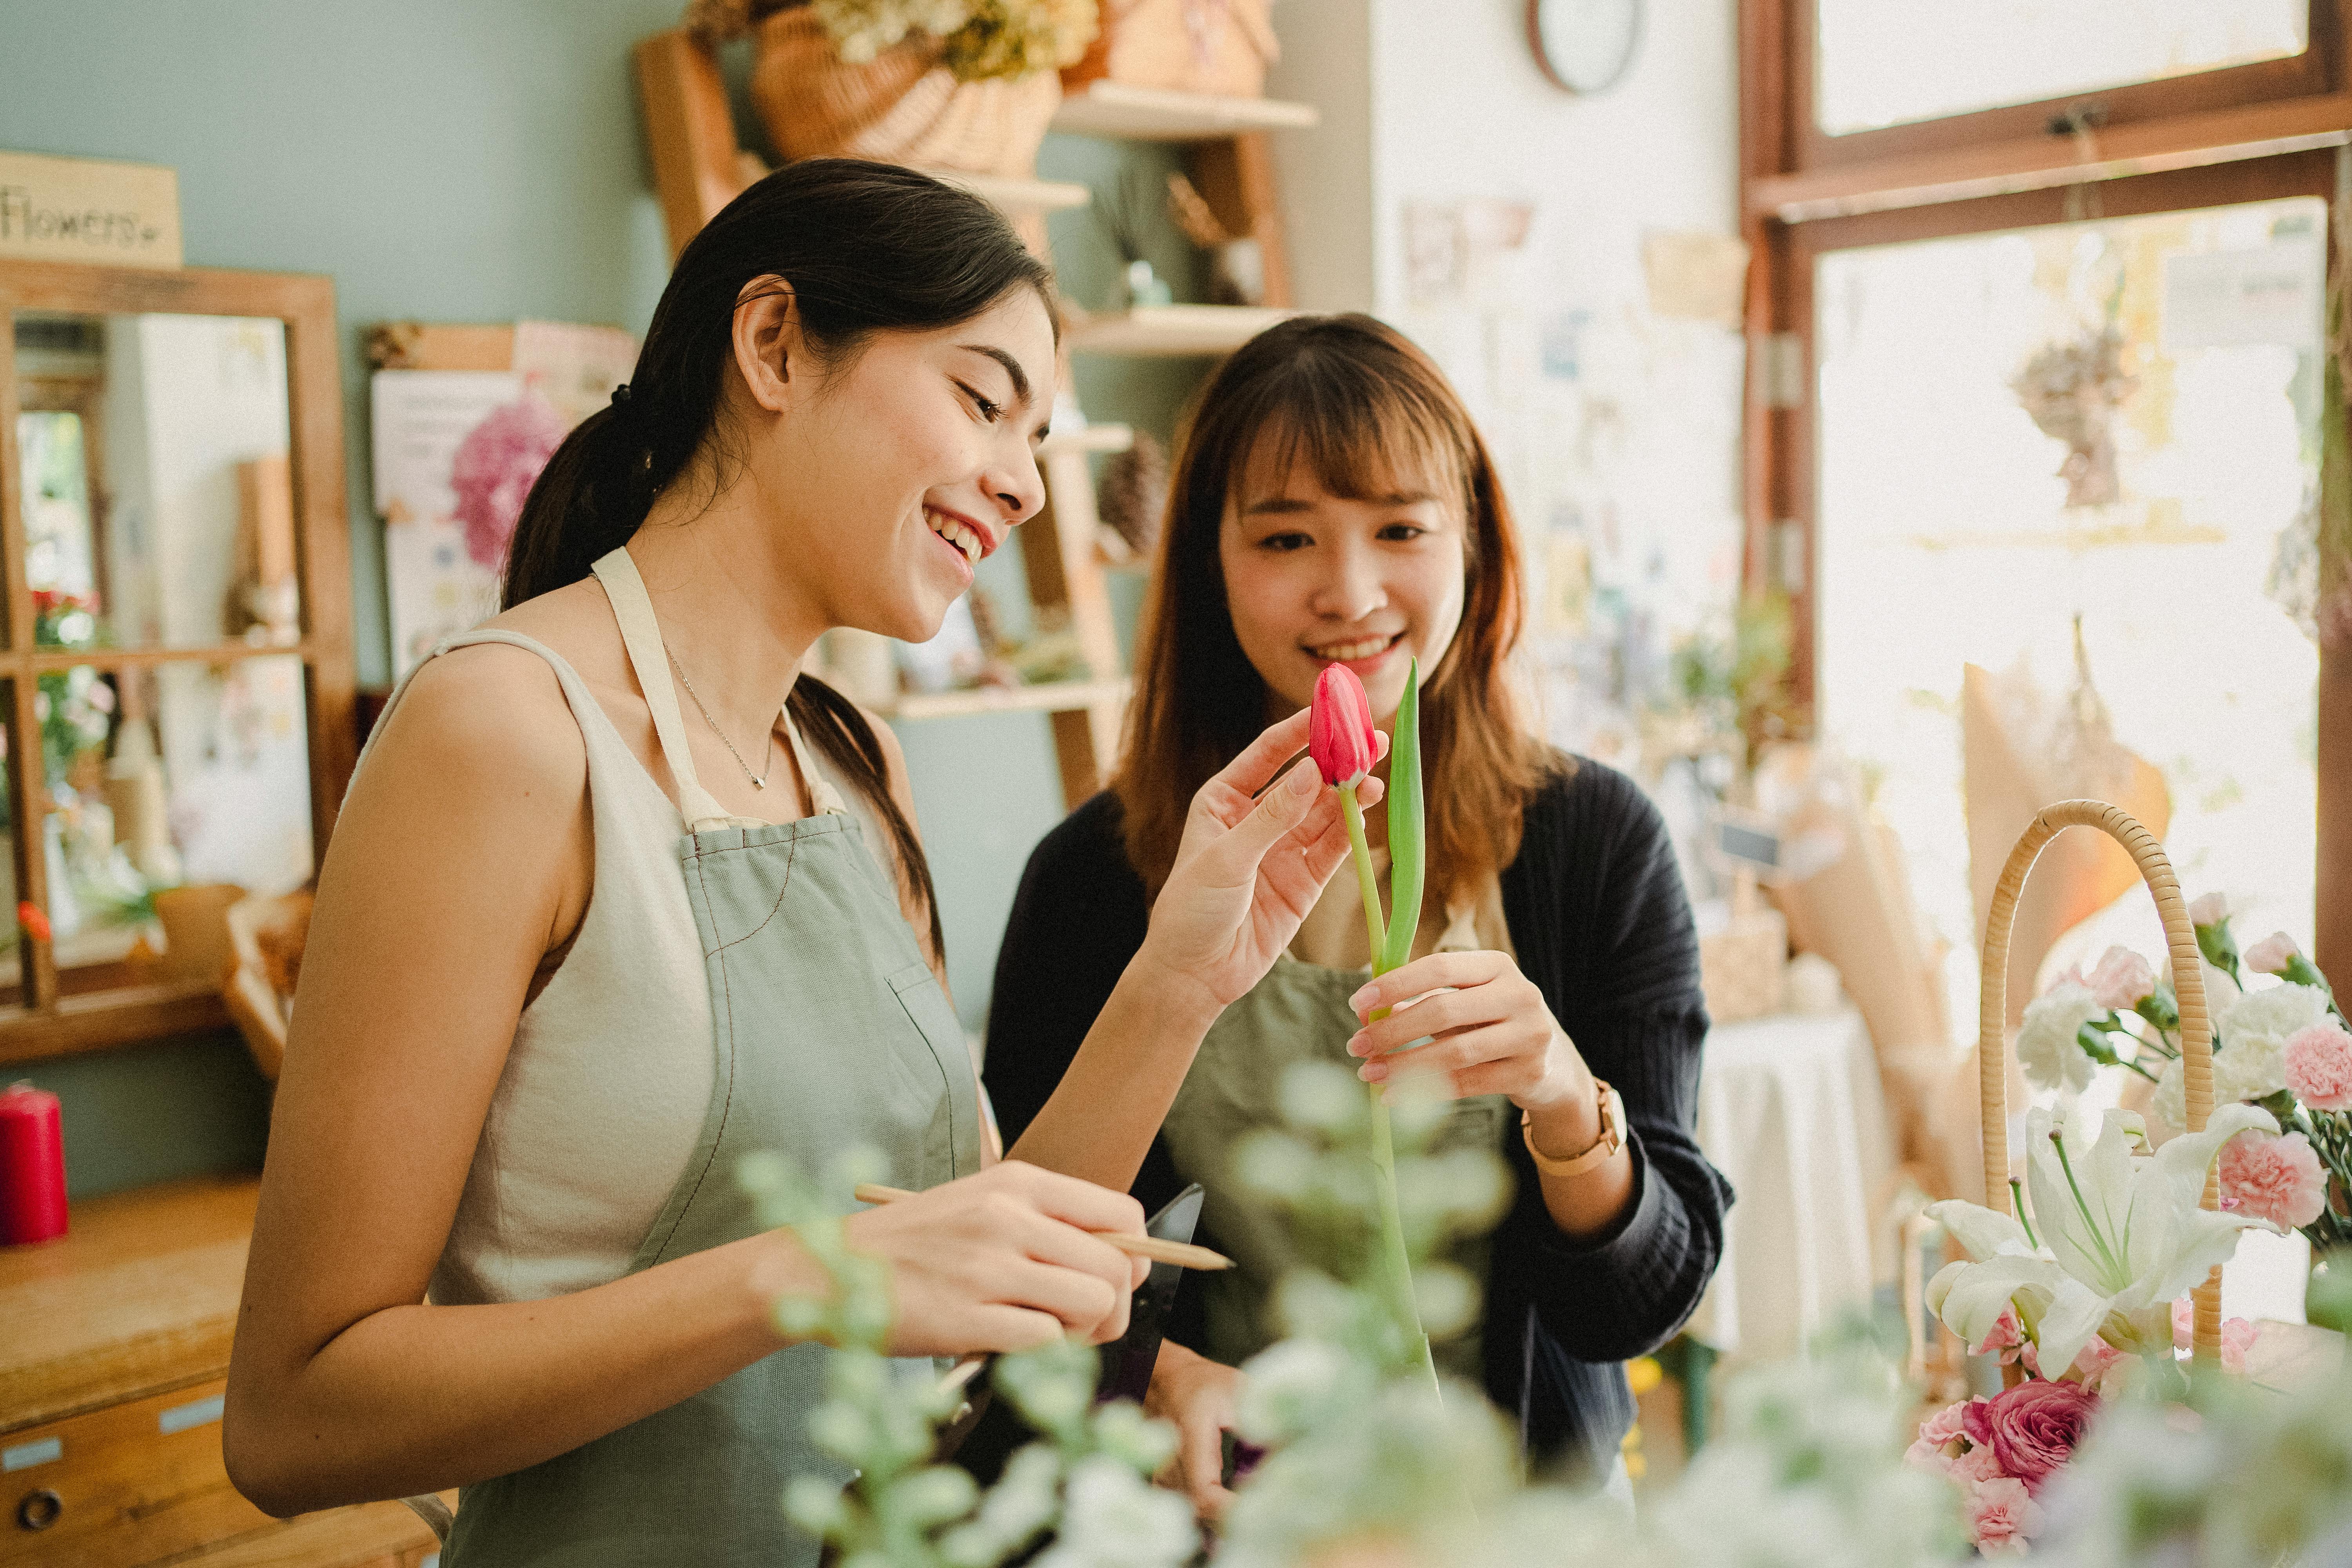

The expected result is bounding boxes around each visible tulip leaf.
[1378,659,1424,977]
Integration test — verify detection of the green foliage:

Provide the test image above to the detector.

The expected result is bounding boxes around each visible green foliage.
[738,1152,1194,1568]
[1377,657,1424,978]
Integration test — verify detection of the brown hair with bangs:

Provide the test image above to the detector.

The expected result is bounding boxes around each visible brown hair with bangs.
[1114,313,1558,904]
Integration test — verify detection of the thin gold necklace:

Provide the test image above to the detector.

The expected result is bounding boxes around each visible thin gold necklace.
[667,650,779,790]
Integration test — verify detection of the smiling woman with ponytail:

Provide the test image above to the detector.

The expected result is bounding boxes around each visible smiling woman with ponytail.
[222,161,1378,1567]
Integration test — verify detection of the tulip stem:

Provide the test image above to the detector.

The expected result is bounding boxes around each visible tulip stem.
[1338,778,1438,1393]
[1339,782,1387,967]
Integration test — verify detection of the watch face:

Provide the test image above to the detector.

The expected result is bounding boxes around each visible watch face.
[1530,0,1642,95]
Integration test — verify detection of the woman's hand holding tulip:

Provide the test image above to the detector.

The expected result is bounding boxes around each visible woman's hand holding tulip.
[1136,708,1387,1016]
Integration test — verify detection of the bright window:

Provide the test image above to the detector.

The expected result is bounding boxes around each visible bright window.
[1814,196,2325,1038]
[1815,0,2309,134]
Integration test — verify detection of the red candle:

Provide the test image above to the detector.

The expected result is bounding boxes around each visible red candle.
[0,1081,67,1246]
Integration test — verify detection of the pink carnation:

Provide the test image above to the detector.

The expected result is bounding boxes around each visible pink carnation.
[450,394,568,572]
[2061,1336,2129,1394]
[1971,1305,2026,1362]
[2286,1023,2352,1112]
[2218,1129,2326,1230]
[1966,1475,2045,1555]
[1905,1399,1974,1473]
[1967,1378,2098,1494]
[2080,946,2156,1009]
[2245,932,2303,976]
[2172,1303,2263,1374]
[2190,892,2230,927]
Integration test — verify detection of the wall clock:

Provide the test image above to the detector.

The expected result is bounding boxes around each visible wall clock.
[1526,0,1643,95]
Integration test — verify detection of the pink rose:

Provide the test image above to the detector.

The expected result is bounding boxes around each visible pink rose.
[2286,1024,2352,1112]
[1975,1378,2099,1493]
[2245,932,2303,976]
[450,394,569,573]
[1966,1475,2045,1555]
[2218,1129,2326,1230]
[2079,946,2156,1009]
[2190,893,2230,927]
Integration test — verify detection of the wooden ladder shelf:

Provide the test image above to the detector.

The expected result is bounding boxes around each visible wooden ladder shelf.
[631,28,1313,809]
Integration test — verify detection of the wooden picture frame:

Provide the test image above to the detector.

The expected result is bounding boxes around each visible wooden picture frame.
[0,259,354,1064]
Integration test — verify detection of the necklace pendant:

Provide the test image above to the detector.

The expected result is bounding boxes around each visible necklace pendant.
[753,777,766,789]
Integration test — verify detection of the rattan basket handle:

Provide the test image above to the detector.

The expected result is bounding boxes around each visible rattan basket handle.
[1978,799,2222,1361]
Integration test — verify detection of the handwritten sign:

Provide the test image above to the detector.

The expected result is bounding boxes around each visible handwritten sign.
[0,150,181,269]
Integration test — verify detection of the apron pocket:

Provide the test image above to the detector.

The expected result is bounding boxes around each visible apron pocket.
[887,961,970,1181]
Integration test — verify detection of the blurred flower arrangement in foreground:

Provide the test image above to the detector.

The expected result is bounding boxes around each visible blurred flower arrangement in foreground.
[744,1066,2352,1565]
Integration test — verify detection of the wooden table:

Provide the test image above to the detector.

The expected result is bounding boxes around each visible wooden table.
[0,1176,445,1567]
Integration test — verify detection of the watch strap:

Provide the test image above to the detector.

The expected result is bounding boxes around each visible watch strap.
[1521,1080,1624,1178]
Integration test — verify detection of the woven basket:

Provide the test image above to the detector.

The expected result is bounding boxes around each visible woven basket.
[751,10,1062,178]
[1978,799,2223,1361]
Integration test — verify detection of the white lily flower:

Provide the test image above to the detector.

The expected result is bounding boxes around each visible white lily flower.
[1926,1103,2280,1376]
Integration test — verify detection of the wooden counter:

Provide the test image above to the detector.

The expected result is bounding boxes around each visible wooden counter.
[0,1176,443,1567]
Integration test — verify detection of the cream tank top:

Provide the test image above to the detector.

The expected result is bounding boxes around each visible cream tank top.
[351,626,897,1308]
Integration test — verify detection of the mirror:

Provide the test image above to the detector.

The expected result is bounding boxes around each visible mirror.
[0,266,352,1053]
[16,312,302,652]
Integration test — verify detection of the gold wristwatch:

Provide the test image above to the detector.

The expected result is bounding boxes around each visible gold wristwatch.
[1521,1080,1625,1178]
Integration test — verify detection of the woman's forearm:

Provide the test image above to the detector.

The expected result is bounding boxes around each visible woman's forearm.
[226,1227,818,1517]
[1523,1069,1637,1240]
[1004,953,1223,1190]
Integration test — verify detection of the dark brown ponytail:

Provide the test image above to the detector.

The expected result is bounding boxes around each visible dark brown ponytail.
[503,159,1055,962]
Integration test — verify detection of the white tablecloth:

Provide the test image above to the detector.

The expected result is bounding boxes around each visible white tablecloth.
[1685,1007,1896,1361]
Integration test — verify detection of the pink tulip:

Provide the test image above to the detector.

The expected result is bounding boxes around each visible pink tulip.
[1309,664,1377,787]
[2285,1023,2352,1112]
[2218,1129,2326,1230]
[2189,892,2230,928]
[2245,932,2303,976]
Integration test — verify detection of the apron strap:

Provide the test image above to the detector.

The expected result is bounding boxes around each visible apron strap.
[591,547,739,828]
[590,547,848,826]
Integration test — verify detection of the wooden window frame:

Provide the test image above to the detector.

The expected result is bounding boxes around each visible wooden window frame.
[0,260,355,1064]
[1787,0,2346,171]
[1740,0,2352,982]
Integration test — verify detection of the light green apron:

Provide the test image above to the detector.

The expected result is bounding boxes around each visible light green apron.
[441,549,981,1567]
[1159,946,1509,1383]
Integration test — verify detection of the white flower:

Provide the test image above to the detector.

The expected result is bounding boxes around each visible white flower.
[2221,981,2333,1063]
[1926,1103,2279,1377]
[1031,1454,1198,1568]
[2019,982,2103,1093]
[2189,892,2230,927]
[2147,980,2324,1129]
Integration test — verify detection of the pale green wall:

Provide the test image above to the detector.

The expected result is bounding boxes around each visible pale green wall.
[0,0,1210,1194]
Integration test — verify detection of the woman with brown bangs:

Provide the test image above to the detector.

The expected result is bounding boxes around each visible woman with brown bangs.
[984,314,1730,1515]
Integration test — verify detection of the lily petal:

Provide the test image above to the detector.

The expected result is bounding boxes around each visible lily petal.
[1925,1198,2035,1262]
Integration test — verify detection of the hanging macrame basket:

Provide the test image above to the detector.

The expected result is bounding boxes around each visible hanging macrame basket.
[1978,799,2225,1361]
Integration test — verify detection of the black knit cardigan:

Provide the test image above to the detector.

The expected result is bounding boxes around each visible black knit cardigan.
[981,757,1732,1482]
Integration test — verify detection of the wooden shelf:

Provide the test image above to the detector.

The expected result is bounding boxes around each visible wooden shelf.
[1067,304,1294,357]
[1050,82,1320,140]
[878,678,1131,721]
[924,168,1091,212]
[1040,422,1134,456]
